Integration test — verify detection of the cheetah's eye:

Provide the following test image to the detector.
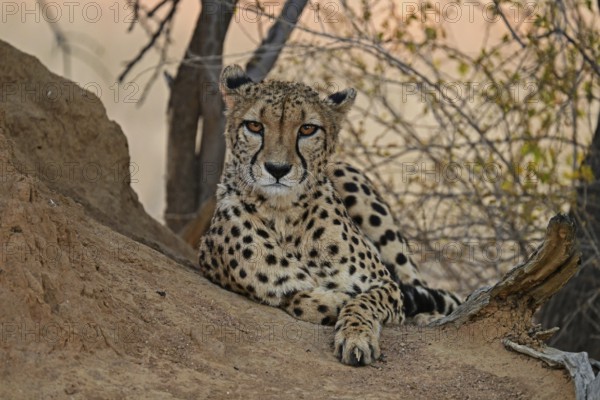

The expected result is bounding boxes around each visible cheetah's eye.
[244,120,264,134]
[299,124,319,137]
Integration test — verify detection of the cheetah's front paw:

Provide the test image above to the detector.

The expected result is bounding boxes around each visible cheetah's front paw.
[333,318,381,366]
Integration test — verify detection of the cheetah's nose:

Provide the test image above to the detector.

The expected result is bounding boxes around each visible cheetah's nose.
[264,162,292,180]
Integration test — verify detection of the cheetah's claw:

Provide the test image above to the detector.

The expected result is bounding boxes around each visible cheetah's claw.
[334,323,381,366]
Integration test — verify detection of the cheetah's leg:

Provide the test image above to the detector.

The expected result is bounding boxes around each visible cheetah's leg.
[282,281,403,366]
[328,162,461,320]
[281,287,351,326]
[334,282,403,366]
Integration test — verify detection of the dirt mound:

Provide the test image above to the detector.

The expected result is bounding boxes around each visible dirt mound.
[0,40,194,263]
[0,40,573,399]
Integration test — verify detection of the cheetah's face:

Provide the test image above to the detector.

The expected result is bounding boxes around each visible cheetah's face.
[220,65,356,199]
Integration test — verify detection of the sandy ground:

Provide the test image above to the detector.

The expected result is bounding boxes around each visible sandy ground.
[0,40,574,399]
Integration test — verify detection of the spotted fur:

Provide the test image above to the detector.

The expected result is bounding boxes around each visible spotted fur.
[198,65,461,366]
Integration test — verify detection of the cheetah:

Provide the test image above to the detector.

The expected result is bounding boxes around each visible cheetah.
[197,65,461,366]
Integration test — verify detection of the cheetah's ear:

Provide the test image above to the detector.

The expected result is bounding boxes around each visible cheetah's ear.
[220,65,254,108]
[324,88,357,114]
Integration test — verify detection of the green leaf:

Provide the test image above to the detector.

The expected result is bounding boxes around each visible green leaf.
[425,27,437,40]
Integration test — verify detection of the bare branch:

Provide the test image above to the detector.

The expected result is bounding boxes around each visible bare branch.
[492,0,526,49]
[147,0,171,18]
[118,0,181,83]
[37,0,72,76]
[245,0,309,81]
[556,28,600,78]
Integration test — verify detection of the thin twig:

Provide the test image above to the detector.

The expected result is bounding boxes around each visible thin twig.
[493,0,526,49]
[118,0,181,83]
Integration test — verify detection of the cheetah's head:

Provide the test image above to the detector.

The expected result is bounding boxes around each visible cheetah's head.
[220,65,356,201]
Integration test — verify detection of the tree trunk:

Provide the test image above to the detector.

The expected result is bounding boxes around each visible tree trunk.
[245,0,309,82]
[164,0,236,233]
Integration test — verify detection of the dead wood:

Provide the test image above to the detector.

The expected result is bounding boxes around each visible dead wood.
[503,339,600,400]
[434,213,600,400]
[436,213,581,327]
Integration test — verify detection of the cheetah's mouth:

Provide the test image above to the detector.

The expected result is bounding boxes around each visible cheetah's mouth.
[265,182,289,187]
[261,182,294,195]
[263,182,291,190]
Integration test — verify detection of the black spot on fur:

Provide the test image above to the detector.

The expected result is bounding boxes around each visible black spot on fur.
[243,202,256,214]
[242,248,253,259]
[343,182,359,193]
[317,305,329,313]
[328,245,339,256]
[369,215,382,226]
[256,229,269,239]
[275,276,290,286]
[385,229,396,241]
[344,195,357,208]
[371,202,387,216]
[313,227,325,240]
[396,253,408,265]
[265,254,277,265]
